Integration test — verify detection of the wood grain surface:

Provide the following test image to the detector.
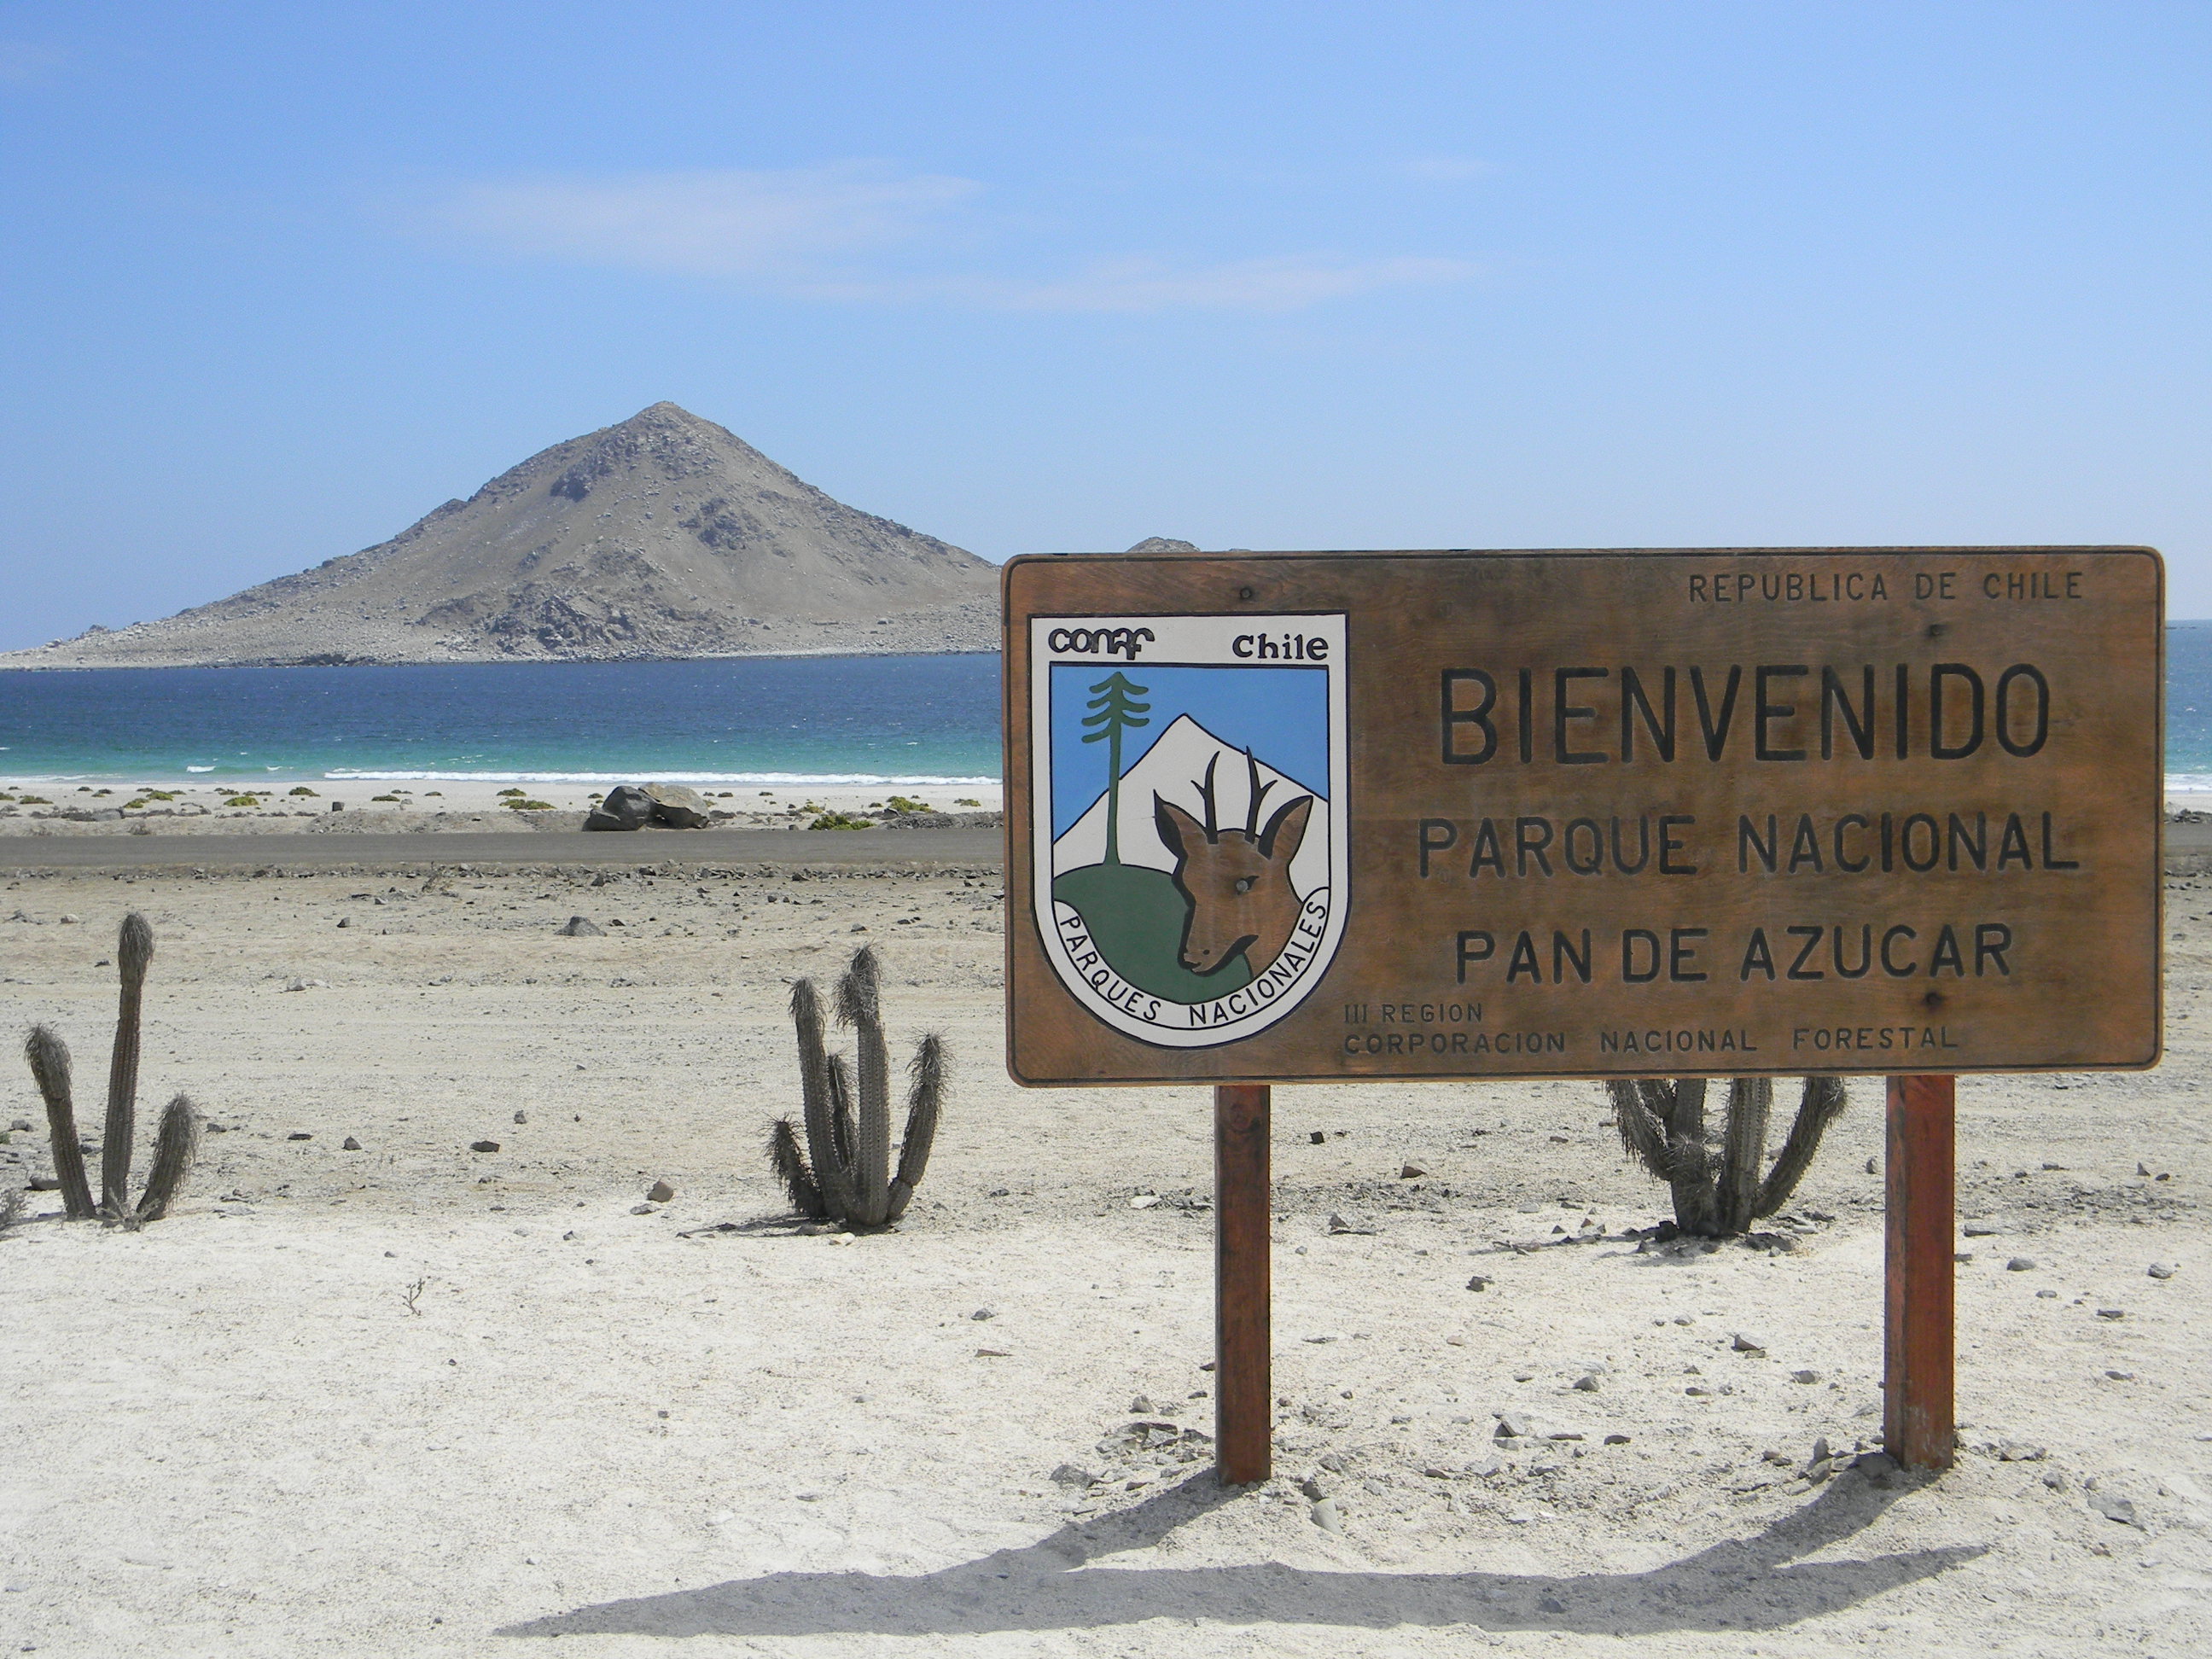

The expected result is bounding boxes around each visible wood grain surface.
[1005,548,2163,1085]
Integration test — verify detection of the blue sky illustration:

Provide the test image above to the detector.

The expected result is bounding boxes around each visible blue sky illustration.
[1050,663,1326,839]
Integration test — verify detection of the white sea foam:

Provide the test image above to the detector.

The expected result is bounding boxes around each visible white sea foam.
[319,769,1000,786]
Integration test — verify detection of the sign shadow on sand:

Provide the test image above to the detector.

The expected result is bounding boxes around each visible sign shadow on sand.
[496,1466,1982,1641]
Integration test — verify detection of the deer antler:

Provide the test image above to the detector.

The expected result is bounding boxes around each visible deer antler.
[1196,754,1220,841]
[1243,748,1275,840]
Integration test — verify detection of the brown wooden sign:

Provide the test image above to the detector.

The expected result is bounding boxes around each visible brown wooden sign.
[1004,547,2163,1084]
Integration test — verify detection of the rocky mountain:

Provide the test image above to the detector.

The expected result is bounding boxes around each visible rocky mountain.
[3,403,998,667]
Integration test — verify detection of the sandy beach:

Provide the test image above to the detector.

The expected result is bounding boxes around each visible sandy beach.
[0,840,2201,1657]
[0,777,1003,836]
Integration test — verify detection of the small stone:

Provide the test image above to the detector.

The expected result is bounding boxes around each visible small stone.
[2137,1161,2153,1177]
[1309,1131,1325,1144]
[470,1140,500,1153]
[335,917,351,928]
[647,1179,675,1202]
[2148,1262,2176,1279]
[557,916,603,936]
[1997,1441,2046,1462]
[287,1132,311,1141]
[1466,1275,1492,1291]
[1865,1156,1878,1175]
[1495,1411,1534,1440]
[2042,1470,2067,1490]
[970,1308,996,1322]
[1853,1451,1899,1478]
[1573,1373,1601,1392]
[2096,1307,2125,1319]
[1603,1434,1630,1446]
[1963,1221,1998,1237]
[1129,1394,1158,1413]
[2036,1289,2058,1298]
[1309,1497,1342,1533]
[58,913,78,924]
[8,1121,28,1133]
[2005,1257,2036,1272]
[1790,1369,1821,1384]
[513,1111,527,1125]
[2090,1492,2139,1526]
[1051,1464,1098,1488]
[1731,1332,1766,1353]
[1464,1453,1505,1476]
[1400,1164,1425,1179]
[630,1204,655,1215]
[341,1137,361,1150]
[1128,1193,1159,1208]
[1811,1436,1832,1463]
[1538,1596,1567,1615]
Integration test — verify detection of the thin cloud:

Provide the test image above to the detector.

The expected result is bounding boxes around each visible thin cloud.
[425,164,1476,312]
[861,254,1479,314]
[437,164,981,276]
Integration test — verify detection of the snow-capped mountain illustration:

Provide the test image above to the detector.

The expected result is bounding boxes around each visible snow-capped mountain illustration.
[1052,713,1330,898]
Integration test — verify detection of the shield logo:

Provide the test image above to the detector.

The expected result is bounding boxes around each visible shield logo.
[1030,613,1349,1047]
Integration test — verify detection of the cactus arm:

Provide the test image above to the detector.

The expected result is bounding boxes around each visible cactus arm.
[837,947,892,1226]
[1608,1080,1670,1178]
[765,1116,826,1219]
[102,912,154,1217]
[1717,1077,1773,1232]
[824,1053,882,1225]
[789,978,859,1223]
[135,1094,200,1222]
[1753,1075,1848,1220]
[24,1025,95,1220]
[885,1033,944,1222]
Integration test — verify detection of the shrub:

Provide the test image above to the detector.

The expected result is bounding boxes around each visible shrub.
[288,785,319,796]
[808,812,875,831]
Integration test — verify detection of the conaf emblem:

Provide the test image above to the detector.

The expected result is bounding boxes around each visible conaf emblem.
[1031,613,1349,1046]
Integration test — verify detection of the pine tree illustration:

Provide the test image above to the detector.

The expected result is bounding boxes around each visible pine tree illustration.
[1081,672,1150,864]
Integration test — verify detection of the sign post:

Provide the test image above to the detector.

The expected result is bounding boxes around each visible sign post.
[1886,1073,1958,1470]
[1003,547,2162,1487]
[1214,1084,1272,1484]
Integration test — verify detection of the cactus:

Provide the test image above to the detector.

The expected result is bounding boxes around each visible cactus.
[24,1025,94,1219]
[20,913,200,1226]
[765,946,944,1229]
[1607,1075,1847,1237]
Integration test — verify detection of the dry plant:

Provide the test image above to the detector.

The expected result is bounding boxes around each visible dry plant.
[1607,1075,1847,1238]
[21,912,201,1227]
[401,1277,428,1315]
[0,1186,25,1237]
[765,946,943,1230]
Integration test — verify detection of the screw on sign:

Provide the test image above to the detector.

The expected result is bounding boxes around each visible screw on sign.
[1004,546,2163,1483]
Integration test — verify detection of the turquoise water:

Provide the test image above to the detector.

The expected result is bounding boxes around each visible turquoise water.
[2,631,2206,787]
[0,655,1001,786]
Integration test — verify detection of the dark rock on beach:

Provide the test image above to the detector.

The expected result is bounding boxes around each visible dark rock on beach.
[585,785,655,832]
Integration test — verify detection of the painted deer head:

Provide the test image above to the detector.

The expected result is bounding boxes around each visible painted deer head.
[1153,750,1315,977]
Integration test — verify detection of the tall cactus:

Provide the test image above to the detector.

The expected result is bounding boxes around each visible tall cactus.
[1608,1075,1846,1237]
[766,946,944,1230]
[20,913,200,1227]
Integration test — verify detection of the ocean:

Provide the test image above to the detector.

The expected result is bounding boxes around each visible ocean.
[0,655,1002,788]
[3,630,2209,789]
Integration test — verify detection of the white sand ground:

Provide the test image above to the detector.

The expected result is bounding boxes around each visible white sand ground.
[0,779,1002,835]
[0,859,2205,1657]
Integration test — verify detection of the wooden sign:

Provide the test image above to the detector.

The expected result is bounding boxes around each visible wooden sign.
[1004,547,2163,1085]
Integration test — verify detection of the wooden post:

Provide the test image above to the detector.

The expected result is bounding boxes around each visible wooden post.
[1214,1083,1272,1485]
[1884,1074,1956,1471]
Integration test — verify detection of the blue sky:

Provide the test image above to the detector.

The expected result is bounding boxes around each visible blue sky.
[2,3,2207,649]
[1049,663,1328,837]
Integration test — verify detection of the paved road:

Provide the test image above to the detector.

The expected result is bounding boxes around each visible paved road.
[0,828,1004,871]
